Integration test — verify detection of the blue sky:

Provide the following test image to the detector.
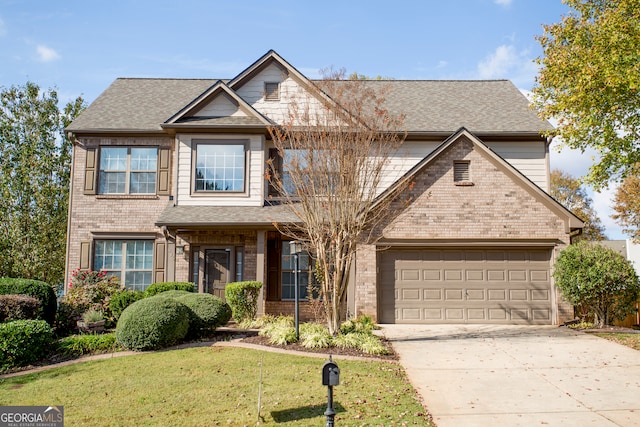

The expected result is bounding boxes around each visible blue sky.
[0,0,625,239]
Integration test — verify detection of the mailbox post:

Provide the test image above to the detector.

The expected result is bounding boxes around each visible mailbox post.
[322,355,340,427]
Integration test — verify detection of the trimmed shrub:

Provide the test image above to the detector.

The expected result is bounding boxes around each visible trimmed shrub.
[0,320,53,372]
[115,297,190,351]
[225,281,262,322]
[109,290,145,320]
[144,282,194,297]
[55,333,118,358]
[0,278,57,324]
[0,294,41,322]
[174,293,232,338]
[157,290,191,298]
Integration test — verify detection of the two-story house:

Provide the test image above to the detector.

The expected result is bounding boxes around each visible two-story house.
[65,50,583,325]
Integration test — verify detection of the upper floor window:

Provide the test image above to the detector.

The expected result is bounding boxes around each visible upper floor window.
[194,141,246,192]
[99,147,157,194]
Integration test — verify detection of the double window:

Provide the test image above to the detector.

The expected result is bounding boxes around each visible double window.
[194,141,246,192]
[99,147,158,194]
[94,240,154,291]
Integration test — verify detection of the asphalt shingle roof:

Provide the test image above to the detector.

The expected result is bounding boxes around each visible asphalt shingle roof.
[155,204,299,227]
[67,78,552,134]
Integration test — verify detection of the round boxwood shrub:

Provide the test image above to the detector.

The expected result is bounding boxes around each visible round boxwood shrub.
[0,278,57,324]
[115,297,190,351]
[0,320,53,372]
[174,293,232,338]
[109,289,145,320]
[157,290,191,298]
[143,282,195,297]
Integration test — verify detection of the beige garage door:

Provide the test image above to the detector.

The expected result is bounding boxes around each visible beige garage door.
[379,248,553,324]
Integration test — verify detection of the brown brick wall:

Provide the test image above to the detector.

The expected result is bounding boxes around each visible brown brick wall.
[354,136,574,325]
[66,137,174,285]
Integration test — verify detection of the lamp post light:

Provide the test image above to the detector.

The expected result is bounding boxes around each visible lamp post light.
[289,240,303,341]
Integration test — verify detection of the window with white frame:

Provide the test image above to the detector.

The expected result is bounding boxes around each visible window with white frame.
[94,240,154,291]
[99,147,158,194]
[194,141,246,192]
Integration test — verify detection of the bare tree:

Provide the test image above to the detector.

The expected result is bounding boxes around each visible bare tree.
[267,70,407,334]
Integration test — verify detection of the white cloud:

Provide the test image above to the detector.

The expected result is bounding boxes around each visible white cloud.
[478,45,519,79]
[494,0,513,6]
[0,17,6,36]
[476,44,538,88]
[36,44,60,62]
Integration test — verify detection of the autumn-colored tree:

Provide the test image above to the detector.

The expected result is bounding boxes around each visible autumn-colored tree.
[612,170,640,242]
[549,169,606,241]
[533,0,640,189]
[0,82,85,287]
[267,70,406,334]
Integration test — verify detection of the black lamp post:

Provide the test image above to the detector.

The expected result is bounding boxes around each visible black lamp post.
[289,240,303,340]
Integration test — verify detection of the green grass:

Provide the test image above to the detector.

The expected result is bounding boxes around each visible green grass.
[0,346,432,426]
[594,333,640,351]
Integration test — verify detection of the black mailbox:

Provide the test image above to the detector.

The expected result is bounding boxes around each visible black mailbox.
[322,358,340,386]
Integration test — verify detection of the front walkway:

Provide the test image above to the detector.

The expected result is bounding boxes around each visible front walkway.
[381,324,640,427]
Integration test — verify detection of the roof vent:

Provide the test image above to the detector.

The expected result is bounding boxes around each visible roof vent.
[264,82,280,101]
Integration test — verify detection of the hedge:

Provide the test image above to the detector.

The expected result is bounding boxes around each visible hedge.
[0,320,53,372]
[0,278,57,324]
[115,296,190,351]
[143,282,194,297]
[0,294,41,322]
[109,290,145,320]
[225,281,262,322]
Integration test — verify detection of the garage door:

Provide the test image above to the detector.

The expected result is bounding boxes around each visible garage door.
[379,248,553,324]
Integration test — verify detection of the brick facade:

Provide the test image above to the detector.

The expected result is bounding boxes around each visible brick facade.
[352,135,575,325]
[66,137,174,286]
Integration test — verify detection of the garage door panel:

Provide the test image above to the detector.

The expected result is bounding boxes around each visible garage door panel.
[445,308,464,320]
[423,270,441,280]
[379,247,552,324]
[445,289,463,300]
[423,289,442,300]
[509,289,528,300]
[466,289,485,300]
[402,289,421,300]
[424,308,443,320]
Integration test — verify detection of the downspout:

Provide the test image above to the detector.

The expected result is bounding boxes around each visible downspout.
[545,135,553,192]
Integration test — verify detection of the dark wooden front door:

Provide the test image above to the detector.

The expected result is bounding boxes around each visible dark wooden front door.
[205,249,229,299]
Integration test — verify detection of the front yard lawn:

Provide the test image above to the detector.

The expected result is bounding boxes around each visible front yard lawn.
[594,332,640,351]
[0,346,432,426]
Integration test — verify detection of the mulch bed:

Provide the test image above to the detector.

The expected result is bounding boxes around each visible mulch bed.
[239,334,398,360]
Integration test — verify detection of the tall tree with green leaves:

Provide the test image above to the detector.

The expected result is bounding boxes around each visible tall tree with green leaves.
[0,82,84,287]
[612,169,640,242]
[533,0,640,189]
[550,169,607,241]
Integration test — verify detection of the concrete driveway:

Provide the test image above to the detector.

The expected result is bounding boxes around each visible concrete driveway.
[380,325,640,427]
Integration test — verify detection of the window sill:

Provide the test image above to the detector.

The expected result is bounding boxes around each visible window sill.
[96,194,160,200]
[454,181,474,187]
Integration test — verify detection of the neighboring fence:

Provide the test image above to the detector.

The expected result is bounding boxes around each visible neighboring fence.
[615,302,640,328]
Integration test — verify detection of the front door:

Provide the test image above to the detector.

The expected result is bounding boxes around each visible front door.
[205,249,230,299]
